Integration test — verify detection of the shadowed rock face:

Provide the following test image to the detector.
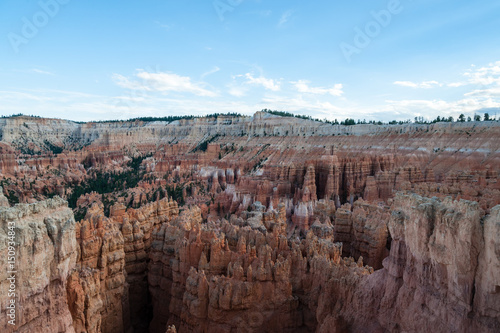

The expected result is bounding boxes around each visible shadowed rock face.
[317,194,500,333]
[0,187,9,207]
[0,114,499,332]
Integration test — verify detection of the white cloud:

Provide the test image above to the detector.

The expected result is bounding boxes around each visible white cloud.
[5,60,500,123]
[464,61,500,86]
[0,88,256,122]
[393,80,442,89]
[112,73,144,90]
[292,80,343,96]
[394,62,500,90]
[382,97,500,119]
[447,82,467,87]
[373,62,500,120]
[0,90,52,102]
[227,85,247,97]
[460,61,500,99]
[113,70,216,97]
[444,61,500,89]
[465,86,500,98]
[244,73,281,91]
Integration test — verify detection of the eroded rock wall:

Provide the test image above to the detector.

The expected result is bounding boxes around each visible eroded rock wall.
[318,194,500,333]
[0,198,77,333]
[67,197,179,333]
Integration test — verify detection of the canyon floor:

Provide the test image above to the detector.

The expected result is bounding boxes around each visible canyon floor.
[0,112,499,333]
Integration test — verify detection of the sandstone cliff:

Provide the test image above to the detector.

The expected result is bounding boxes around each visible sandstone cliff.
[0,198,77,332]
[317,194,500,333]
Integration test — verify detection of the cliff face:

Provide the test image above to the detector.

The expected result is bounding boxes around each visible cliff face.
[70,203,127,333]
[0,198,77,333]
[317,194,500,333]
[1,113,499,160]
[0,195,181,333]
[109,198,179,331]
[67,197,180,333]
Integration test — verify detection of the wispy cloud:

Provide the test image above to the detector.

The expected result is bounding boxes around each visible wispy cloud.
[244,73,281,91]
[201,66,220,79]
[31,68,55,75]
[292,80,343,96]
[465,86,500,98]
[393,80,442,89]
[0,88,255,122]
[278,10,294,27]
[342,61,500,121]
[113,70,217,97]
[13,68,55,75]
[154,21,171,31]
[259,10,272,17]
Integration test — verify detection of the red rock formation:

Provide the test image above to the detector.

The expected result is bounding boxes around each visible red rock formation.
[147,202,376,332]
[295,165,318,202]
[350,200,389,270]
[71,203,126,333]
[333,203,353,256]
[109,198,179,331]
[0,198,77,332]
[67,197,179,333]
[1,193,499,333]
[317,194,500,332]
[0,114,499,333]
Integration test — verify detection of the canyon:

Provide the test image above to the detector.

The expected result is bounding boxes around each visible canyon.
[0,112,499,332]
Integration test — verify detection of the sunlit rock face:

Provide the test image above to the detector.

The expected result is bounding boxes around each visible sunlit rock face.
[0,198,77,333]
[0,114,499,332]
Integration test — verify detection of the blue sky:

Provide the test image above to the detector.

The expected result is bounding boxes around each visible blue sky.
[1,0,499,122]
